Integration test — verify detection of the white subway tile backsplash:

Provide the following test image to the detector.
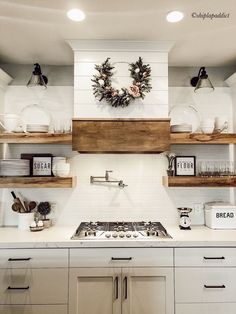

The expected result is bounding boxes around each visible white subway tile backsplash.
[169,87,233,131]
[4,86,73,118]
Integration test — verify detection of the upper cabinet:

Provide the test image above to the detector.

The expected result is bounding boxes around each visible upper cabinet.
[72,118,170,153]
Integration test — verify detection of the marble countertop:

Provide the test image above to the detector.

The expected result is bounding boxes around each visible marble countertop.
[0,225,236,248]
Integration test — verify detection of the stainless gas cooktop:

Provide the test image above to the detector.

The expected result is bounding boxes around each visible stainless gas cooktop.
[71,221,171,240]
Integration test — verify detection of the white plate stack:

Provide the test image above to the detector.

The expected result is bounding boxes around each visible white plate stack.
[0,159,30,176]
[26,124,49,133]
[170,124,192,133]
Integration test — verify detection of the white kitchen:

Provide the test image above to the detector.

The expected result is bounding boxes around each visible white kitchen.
[0,1,236,314]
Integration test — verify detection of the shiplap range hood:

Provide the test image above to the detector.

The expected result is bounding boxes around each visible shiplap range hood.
[68,40,174,153]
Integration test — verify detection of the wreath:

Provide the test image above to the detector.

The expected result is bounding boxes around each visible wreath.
[91,57,152,107]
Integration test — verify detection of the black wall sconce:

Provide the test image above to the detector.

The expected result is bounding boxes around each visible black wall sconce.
[27,63,48,89]
[190,67,214,93]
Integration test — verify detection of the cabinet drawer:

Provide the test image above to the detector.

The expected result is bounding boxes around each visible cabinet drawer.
[175,248,236,267]
[175,268,236,303]
[70,248,173,267]
[0,305,67,314]
[0,249,68,268]
[0,268,68,304]
[176,303,236,314]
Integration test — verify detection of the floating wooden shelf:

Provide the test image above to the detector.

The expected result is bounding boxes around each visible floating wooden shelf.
[0,176,76,188]
[170,133,236,145]
[163,176,236,187]
[0,133,72,144]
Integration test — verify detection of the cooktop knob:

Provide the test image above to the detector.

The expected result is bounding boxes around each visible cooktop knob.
[105,233,111,238]
[126,233,131,238]
[133,233,139,238]
[112,233,118,238]
[119,232,125,238]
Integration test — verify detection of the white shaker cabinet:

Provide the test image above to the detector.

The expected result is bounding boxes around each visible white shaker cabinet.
[69,267,174,314]
[175,247,236,314]
[0,248,68,314]
[69,248,174,314]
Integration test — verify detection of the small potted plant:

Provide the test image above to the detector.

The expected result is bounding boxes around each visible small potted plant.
[37,202,52,228]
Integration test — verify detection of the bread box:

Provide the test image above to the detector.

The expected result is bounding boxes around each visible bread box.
[205,201,236,229]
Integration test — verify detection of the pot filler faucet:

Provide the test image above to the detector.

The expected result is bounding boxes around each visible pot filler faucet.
[90,170,128,188]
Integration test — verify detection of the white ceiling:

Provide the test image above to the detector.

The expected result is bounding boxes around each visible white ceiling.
[0,0,235,66]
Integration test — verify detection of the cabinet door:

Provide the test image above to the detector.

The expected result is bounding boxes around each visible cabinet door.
[122,267,174,314]
[69,268,121,314]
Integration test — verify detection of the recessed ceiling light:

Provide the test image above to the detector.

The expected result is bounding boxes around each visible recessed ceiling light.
[166,11,184,23]
[67,8,86,22]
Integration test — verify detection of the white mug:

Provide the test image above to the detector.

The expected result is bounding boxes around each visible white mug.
[0,114,19,132]
[201,118,215,127]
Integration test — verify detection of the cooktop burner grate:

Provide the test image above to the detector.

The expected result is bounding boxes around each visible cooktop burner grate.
[71,221,171,240]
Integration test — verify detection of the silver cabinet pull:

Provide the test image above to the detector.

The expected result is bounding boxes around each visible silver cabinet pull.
[8,258,32,261]
[203,257,225,260]
[114,276,119,300]
[123,276,128,300]
[204,285,225,289]
[111,257,132,261]
[8,286,30,290]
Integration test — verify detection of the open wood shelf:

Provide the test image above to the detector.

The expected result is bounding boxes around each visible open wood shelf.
[0,176,76,188]
[163,176,236,187]
[170,133,236,145]
[0,133,72,144]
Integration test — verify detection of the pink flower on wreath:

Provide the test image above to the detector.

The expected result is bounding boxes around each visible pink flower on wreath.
[112,90,118,97]
[129,85,140,98]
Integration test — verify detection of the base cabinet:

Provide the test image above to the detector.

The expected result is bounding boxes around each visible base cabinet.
[69,267,174,314]
[175,248,236,314]
[0,305,67,314]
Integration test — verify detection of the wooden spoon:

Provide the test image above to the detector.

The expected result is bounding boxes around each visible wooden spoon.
[11,202,22,213]
[28,201,37,212]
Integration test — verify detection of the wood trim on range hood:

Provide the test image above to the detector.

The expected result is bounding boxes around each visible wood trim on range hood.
[72,118,170,153]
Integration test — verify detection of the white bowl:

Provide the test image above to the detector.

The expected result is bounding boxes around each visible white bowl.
[201,123,215,127]
[56,163,70,171]
[54,163,70,177]
[202,126,214,134]
[56,169,70,177]
[202,118,215,125]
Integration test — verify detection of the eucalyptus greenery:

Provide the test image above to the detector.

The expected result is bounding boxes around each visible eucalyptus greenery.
[91,57,152,107]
